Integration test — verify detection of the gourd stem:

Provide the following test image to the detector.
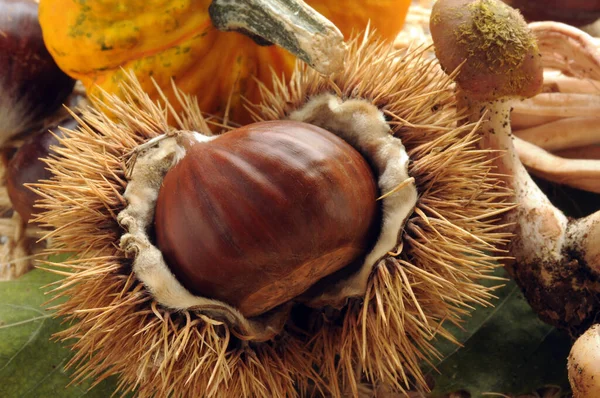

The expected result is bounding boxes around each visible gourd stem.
[209,0,346,75]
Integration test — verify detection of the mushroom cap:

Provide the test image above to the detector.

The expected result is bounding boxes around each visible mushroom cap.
[430,0,543,101]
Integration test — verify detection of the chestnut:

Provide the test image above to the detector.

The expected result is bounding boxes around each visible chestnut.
[0,0,75,143]
[6,117,75,222]
[154,120,380,317]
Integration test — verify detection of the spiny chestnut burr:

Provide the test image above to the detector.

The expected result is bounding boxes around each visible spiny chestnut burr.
[0,0,75,143]
[6,117,75,223]
[35,37,520,395]
[154,120,380,317]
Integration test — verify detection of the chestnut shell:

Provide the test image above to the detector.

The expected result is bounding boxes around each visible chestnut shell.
[0,0,75,134]
[6,118,75,222]
[154,120,380,317]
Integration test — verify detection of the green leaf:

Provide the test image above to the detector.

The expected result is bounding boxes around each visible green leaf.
[0,268,119,397]
[0,265,573,397]
[430,271,573,397]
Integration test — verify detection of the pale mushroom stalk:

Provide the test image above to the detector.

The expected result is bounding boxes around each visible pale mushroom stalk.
[530,21,600,81]
[512,92,600,117]
[557,146,600,160]
[514,117,600,151]
[510,113,562,130]
[514,136,600,194]
[541,71,600,94]
[431,0,600,334]
[510,21,600,191]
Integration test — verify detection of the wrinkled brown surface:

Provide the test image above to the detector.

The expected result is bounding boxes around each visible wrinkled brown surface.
[6,118,75,222]
[0,0,74,134]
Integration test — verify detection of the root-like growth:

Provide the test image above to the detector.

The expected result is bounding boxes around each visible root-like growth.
[542,71,600,95]
[514,117,600,151]
[455,86,600,336]
[557,146,600,160]
[507,208,600,335]
[512,93,600,117]
[515,137,600,193]
[455,71,600,338]
[531,21,600,81]
[34,34,513,397]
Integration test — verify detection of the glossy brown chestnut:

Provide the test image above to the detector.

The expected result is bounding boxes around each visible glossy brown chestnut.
[154,120,380,317]
[6,117,75,222]
[0,0,75,140]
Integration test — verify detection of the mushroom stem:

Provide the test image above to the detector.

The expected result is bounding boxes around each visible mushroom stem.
[463,95,600,334]
[512,93,600,117]
[557,146,600,160]
[510,113,562,130]
[460,97,568,265]
[530,21,600,80]
[568,210,600,274]
[514,116,600,151]
[542,71,600,94]
[514,136,600,193]
[431,0,600,334]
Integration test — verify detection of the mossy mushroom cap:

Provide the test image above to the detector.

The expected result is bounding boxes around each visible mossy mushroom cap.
[430,0,544,101]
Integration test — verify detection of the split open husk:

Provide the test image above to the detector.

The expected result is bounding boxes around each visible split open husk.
[34,34,514,397]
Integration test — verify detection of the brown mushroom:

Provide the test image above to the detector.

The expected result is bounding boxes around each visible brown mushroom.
[431,0,600,335]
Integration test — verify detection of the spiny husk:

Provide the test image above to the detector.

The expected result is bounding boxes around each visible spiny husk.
[34,33,514,397]
[250,34,515,395]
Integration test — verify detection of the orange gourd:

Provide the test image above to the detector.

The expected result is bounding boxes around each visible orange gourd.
[38,0,410,124]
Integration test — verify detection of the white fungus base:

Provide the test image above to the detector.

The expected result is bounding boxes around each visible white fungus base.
[569,324,600,398]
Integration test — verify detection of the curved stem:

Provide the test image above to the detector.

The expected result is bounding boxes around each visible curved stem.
[556,146,600,160]
[461,95,600,333]
[209,0,346,75]
[511,112,562,130]
[512,93,600,117]
[515,136,600,193]
[531,21,600,80]
[543,70,600,94]
[465,98,568,265]
[514,117,600,151]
